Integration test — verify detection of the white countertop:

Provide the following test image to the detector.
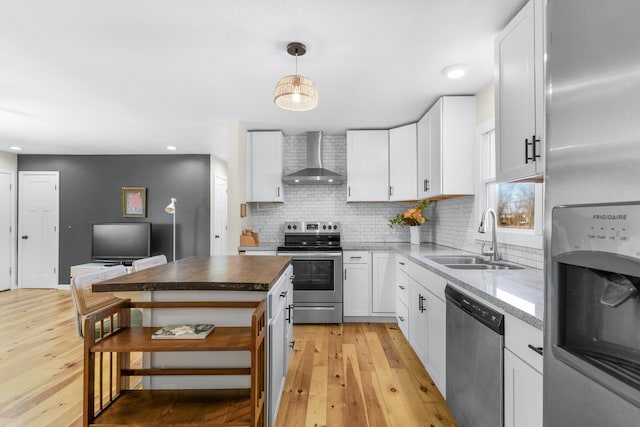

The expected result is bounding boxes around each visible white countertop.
[241,241,544,329]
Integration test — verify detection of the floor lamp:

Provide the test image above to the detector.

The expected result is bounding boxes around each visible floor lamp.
[165,198,177,261]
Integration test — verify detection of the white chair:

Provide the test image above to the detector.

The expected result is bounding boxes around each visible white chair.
[131,254,168,272]
[70,265,142,339]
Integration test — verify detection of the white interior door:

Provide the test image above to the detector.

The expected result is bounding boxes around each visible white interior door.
[18,172,59,288]
[0,172,12,291]
[213,176,228,255]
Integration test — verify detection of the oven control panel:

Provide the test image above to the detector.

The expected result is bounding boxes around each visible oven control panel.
[284,221,340,234]
[552,201,640,259]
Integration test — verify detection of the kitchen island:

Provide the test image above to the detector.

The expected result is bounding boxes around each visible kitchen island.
[88,255,293,427]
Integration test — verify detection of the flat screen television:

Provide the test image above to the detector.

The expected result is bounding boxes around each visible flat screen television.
[91,222,151,264]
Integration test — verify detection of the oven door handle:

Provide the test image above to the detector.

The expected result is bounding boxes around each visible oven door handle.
[277,252,343,258]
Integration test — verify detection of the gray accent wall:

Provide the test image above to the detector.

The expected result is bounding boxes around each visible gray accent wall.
[18,155,210,283]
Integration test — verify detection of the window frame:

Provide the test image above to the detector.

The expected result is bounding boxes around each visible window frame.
[475,118,543,250]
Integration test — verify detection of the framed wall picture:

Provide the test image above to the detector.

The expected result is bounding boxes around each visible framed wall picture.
[122,187,146,217]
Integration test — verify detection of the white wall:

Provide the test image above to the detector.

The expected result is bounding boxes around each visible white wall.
[226,121,250,254]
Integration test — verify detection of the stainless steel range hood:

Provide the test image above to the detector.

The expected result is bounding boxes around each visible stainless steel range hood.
[283,131,344,184]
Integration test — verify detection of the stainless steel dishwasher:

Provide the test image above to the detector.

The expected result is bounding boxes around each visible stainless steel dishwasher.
[445,285,504,427]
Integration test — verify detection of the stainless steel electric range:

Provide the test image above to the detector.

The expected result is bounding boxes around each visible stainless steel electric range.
[277,221,343,324]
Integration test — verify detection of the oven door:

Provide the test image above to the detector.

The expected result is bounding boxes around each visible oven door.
[277,252,343,304]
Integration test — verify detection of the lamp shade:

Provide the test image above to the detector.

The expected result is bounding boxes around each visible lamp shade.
[274,74,319,112]
[165,198,176,214]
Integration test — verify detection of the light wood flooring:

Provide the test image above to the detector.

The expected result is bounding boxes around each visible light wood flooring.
[0,289,457,427]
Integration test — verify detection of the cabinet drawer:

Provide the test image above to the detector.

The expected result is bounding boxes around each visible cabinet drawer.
[407,262,446,299]
[343,251,370,263]
[268,266,292,319]
[505,313,543,373]
[396,300,409,338]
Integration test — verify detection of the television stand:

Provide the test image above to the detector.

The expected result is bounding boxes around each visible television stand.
[69,262,133,284]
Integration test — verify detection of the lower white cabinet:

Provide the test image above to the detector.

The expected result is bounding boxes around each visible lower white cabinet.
[395,256,410,338]
[343,251,371,317]
[268,265,293,426]
[504,313,543,427]
[504,349,543,427]
[406,261,447,396]
[371,252,396,314]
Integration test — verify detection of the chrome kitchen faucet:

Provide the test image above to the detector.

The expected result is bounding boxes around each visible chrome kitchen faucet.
[478,209,501,261]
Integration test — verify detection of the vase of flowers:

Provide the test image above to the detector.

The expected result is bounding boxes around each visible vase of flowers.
[388,200,432,245]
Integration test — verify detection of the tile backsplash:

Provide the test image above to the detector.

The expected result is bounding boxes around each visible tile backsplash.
[248,134,543,269]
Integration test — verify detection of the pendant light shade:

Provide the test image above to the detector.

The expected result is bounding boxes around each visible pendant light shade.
[274,42,318,112]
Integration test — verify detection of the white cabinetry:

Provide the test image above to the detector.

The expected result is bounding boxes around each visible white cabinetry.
[504,313,543,427]
[346,130,389,202]
[407,262,447,396]
[268,265,294,426]
[246,131,284,203]
[343,251,371,317]
[495,0,545,182]
[371,252,396,313]
[389,123,418,201]
[417,96,476,199]
[395,256,410,339]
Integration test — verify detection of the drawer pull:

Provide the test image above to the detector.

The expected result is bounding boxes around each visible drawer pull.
[398,316,405,322]
[528,344,544,356]
[398,285,406,290]
[350,256,362,259]
[398,262,406,266]
[279,291,287,298]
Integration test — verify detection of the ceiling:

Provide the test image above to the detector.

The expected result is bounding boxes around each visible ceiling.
[0,0,527,159]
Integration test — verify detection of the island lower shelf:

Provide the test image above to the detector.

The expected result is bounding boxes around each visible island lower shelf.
[83,299,267,427]
[91,389,253,426]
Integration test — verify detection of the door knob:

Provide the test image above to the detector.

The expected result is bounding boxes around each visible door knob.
[21,235,28,239]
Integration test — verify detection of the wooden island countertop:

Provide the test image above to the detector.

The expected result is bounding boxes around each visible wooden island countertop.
[92,255,291,292]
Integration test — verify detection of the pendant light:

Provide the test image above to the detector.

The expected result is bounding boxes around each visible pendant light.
[274,42,318,112]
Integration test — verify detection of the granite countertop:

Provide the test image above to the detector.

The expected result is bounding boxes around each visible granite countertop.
[92,255,291,293]
[351,242,544,329]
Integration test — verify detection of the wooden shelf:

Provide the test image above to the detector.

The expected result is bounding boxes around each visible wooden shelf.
[83,300,266,427]
[92,389,252,426]
[90,327,253,353]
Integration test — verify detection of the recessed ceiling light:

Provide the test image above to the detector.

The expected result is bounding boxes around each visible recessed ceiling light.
[9,146,22,151]
[442,65,467,79]
[166,146,177,151]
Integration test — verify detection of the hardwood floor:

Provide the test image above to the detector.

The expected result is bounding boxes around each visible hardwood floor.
[0,289,457,427]
[276,323,457,427]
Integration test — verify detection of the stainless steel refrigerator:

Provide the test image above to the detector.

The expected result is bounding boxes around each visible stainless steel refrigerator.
[545,1,640,425]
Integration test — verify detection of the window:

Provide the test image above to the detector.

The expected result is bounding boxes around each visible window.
[477,123,543,248]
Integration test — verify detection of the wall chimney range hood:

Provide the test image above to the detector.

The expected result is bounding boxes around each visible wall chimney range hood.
[283,131,344,184]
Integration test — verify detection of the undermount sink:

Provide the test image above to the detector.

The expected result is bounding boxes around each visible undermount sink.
[425,255,488,265]
[424,255,524,270]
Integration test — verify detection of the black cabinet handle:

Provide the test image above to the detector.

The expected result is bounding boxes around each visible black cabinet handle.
[418,294,426,312]
[21,235,28,239]
[344,269,347,281]
[398,261,406,266]
[525,138,533,164]
[528,344,544,356]
[286,304,295,323]
[349,256,362,259]
[289,340,295,349]
[398,285,405,290]
[426,179,430,191]
[398,316,405,322]
[279,291,287,298]
[532,135,541,161]
[348,186,351,197]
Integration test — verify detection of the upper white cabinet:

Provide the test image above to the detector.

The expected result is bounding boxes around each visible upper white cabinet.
[417,96,476,199]
[346,130,389,202]
[495,0,545,182]
[246,131,284,203]
[389,123,418,201]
